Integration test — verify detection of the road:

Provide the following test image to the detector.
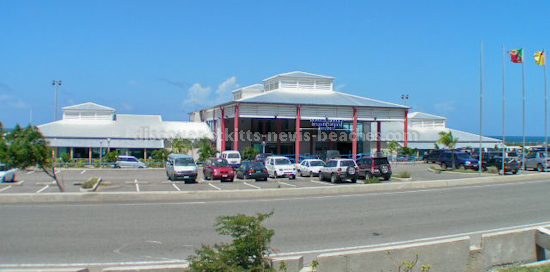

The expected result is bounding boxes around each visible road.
[1,178,549,268]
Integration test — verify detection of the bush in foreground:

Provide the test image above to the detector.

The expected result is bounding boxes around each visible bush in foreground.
[188,212,275,272]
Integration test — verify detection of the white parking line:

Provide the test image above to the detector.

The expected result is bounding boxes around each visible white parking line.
[26,170,36,175]
[243,182,261,190]
[36,185,50,193]
[55,169,61,174]
[278,181,297,187]
[80,170,86,174]
[0,186,12,193]
[311,179,335,186]
[208,183,222,190]
[172,183,181,191]
[134,179,140,192]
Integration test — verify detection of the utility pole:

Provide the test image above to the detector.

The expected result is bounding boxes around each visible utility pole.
[52,80,62,121]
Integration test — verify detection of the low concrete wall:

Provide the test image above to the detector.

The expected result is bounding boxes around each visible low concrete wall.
[272,255,304,272]
[316,237,471,272]
[0,269,89,272]
[102,264,188,272]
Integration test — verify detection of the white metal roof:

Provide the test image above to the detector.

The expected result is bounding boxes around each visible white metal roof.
[231,84,264,93]
[233,90,408,109]
[263,71,334,82]
[62,102,115,111]
[38,113,213,148]
[408,112,447,120]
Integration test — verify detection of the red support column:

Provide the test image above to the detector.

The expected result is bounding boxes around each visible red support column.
[234,103,240,151]
[295,105,301,163]
[376,121,382,154]
[213,109,217,140]
[352,107,358,160]
[220,106,226,152]
[277,118,282,154]
[404,109,409,147]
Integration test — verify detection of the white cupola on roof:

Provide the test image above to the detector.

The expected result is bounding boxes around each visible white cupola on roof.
[262,71,334,93]
[232,84,264,101]
[62,102,116,121]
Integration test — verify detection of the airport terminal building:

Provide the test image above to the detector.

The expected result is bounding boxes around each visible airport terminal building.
[190,71,411,162]
[39,103,213,161]
[191,71,502,160]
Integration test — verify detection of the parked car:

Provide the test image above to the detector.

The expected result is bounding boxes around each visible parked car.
[115,155,147,168]
[356,157,392,180]
[220,150,242,168]
[319,150,341,163]
[203,158,235,182]
[485,156,520,174]
[265,156,296,179]
[254,153,272,163]
[438,152,479,170]
[0,163,17,182]
[235,161,269,181]
[424,150,445,163]
[296,159,325,177]
[524,151,550,171]
[471,151,500,166]
[165,154,197,182]
[319,159,358,183]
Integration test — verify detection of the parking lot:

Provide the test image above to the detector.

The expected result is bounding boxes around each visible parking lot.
[0,162,534,194]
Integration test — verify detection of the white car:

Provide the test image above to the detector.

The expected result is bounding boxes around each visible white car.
[221,150,242,168]
[0,163,17,183]
[297,159,325,177]
[265,156,296,179]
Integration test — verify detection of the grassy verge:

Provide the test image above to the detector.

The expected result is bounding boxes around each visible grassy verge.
[496,264,550,272]
[429,166,480,174]
[394,170,411,178]
[81,177,100,189]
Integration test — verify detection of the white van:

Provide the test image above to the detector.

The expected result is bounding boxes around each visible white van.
[265,156,297,179]
[166,154,198,182]
[221,150,242,168]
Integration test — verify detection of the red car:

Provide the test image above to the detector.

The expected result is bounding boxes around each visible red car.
[203,158,235,182]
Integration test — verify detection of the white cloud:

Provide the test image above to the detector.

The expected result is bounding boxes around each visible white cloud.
[183,76,239,109]
[335,84,346,92]
[214,76,239,104]
[0,94,28,109]
[184,83,212,107]
[434,101,455,112]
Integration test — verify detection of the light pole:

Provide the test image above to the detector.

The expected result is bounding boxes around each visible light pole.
[401,94,409,106]
[52,80,62,121]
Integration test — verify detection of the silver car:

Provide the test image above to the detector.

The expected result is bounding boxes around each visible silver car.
[524,151,549,171]
[115,155,147,168]
[319,159,358,183]
[0,163,17,182]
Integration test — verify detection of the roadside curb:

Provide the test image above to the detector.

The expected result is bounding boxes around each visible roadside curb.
[1,172,549,204]
[0,181,24,186]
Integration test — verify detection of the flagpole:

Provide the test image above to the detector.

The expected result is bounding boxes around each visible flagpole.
[522,48,526,171]
[479,40,484,175]
[544,52,548,171]
[502,45,506,174]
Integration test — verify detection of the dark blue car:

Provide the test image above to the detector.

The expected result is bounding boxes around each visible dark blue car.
[438,151,479,170]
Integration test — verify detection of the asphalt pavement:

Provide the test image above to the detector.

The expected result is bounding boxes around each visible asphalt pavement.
[0,176,549,269]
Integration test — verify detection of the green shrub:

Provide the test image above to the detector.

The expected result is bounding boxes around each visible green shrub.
[243,146,259,161]
[105,151,119,163]
[61,153,72,163]
[81,177,100,189]
[363,178,381,184]
[76,160,85,168]
[396,170,411,178]
[188,212,275,272]
[487,166,499,174]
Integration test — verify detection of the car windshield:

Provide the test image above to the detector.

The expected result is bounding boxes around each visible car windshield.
[212,160,228,167]
[340,160,355,167]
[248,162,264,168]
[374,158,389,165]
[175,158,195,166]
[309,161,325,167]
[274,158,291,165]
[228,153,240,158]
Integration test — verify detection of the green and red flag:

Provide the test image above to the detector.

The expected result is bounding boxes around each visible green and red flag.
[508,48,523,63]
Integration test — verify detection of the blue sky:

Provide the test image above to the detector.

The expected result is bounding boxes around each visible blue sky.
[1,0,549,136]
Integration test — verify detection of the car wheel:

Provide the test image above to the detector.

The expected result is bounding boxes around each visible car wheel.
[512,169,518,175]
[538,164,544,172]
[319,173,324,181]
[309,171,313,177]
[290,175,296,180]
[351,177,357,183]
[330,174,338,183]
[441,163,447,169]
[298,170,303,177]
[383,175,390,181]
[273,171,278,179]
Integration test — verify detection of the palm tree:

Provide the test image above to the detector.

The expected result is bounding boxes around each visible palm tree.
[437,131,459,168]
[171,138,193,154]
